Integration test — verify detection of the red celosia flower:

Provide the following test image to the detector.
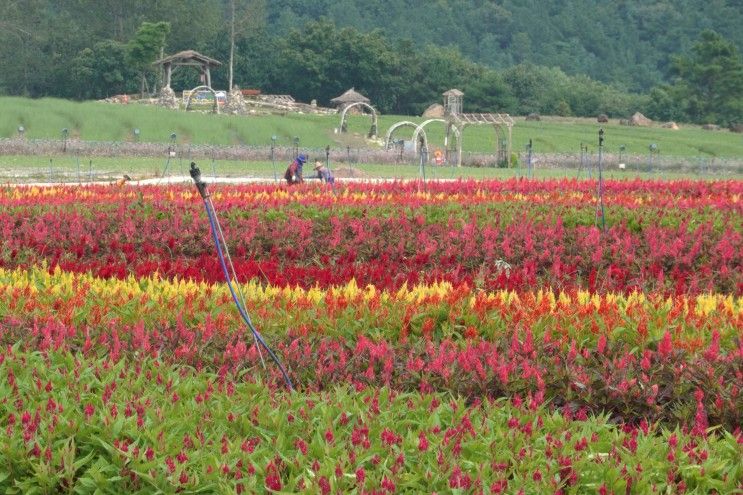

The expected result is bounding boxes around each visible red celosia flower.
[490,479,508,494]
[418,431,429,451]
[658,330,673,358]
[265,471,282,491]
[597,334,607,354]
[318,476,331,495]
[668,433,678,448]
[295,439,307,455]
[381,476,395,492]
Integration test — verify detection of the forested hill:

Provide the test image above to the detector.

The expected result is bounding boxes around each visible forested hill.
[266,0,743,91]
[1,0,741,125]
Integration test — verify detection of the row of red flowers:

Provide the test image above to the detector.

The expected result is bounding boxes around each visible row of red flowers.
[1,185,740,293]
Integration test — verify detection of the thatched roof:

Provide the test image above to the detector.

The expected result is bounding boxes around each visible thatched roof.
[330,87,370,105]
[443,89,464,97]
[153,50,222,67]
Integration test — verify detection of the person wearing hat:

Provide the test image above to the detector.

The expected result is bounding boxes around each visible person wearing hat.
[284,154,307,185]
[313,160,335,184]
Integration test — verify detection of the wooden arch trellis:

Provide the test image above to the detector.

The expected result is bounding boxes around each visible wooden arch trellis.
[447,113,514,167]
[339,102,379,139]
[384,121,427,150]
[439,89,515,167]
[412,119,461,155]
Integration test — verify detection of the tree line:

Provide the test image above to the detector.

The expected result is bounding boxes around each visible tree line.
[0,0,740,125]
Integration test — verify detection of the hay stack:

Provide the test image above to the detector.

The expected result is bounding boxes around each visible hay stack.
[630,112,652,127]
[422,104,445,118]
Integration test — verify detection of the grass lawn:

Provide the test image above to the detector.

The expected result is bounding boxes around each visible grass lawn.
[1,154,739,183]
[2,97,743,158]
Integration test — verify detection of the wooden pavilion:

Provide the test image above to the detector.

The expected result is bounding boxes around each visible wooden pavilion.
[152,50,222,89]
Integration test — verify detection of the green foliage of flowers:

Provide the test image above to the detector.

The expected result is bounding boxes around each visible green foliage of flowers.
[1,350,741,493]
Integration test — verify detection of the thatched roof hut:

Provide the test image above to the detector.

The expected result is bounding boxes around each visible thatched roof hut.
[330,87,370,107]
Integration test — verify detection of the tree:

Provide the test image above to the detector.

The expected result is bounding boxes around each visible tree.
[126,21,171,97]
[670,30,743,125]
[463,70,518,114]
[70,40,135,99]
[226,0,266,90]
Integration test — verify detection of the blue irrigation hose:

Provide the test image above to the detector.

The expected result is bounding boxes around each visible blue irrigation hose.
[200,193,294,391]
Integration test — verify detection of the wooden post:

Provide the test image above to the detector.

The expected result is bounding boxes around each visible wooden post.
[456,125,464,167]
[507,124,513,168]
[165,63,171,88]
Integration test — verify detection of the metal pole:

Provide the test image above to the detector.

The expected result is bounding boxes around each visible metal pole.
[597,129,606,232]
[419,144,428,184]
[271,136,277,182]
[162,133,176,178]
[588,146,592,179]
[527,139,533,178]
[180,143,190,177]
[88,160,93,182]
[49,158,53,182]
[347,146,351,176]
[325,145,336,193]
[648,144,657,174]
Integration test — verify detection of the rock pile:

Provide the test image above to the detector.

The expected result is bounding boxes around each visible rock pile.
[224,86,247,115]
[157,86,179,110]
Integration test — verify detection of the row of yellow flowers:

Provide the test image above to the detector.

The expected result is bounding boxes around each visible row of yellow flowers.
[2,265,740,320]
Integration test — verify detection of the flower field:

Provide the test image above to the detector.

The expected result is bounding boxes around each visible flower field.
[0,179,741,493]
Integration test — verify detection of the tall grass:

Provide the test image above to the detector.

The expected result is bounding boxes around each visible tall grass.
[2,97,743,157]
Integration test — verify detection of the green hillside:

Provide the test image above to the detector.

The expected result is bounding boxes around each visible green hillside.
[2,97,742,158]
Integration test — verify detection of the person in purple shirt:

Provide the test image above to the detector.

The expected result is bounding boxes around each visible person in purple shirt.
[313,160,335,184]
